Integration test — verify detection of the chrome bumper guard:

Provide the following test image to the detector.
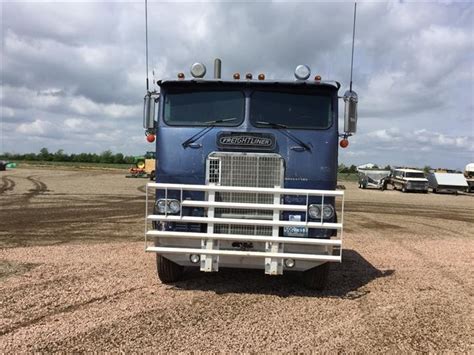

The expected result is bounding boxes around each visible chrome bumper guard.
[145,183,344,275]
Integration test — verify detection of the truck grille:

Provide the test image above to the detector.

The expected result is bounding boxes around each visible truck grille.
[206,152,284,236]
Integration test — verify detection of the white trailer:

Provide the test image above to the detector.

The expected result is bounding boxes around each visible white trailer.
[427,172,468,194]
[464,163,474,193]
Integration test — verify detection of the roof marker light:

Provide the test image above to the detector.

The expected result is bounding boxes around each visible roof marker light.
[177,72,185,80]
[245,73,253,80]
[314,75,322,81]
[233,73,240,80]
[258,73,265,80]
[294,65,311,80]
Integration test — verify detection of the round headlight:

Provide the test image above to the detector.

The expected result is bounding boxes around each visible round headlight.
[168,200,181,214]
[190,62,206,78]
[294,64,311,80]
[308,204,321,219]
[322,205,335,219]
[155,199,167,214]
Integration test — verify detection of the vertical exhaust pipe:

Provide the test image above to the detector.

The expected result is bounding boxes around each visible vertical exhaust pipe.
[214,58,222,79]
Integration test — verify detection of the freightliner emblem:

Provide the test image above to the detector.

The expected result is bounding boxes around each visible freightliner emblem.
[217,132,276,151]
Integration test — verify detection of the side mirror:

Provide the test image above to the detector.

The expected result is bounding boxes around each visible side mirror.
[343,90,358,134]
[143,93,156,129]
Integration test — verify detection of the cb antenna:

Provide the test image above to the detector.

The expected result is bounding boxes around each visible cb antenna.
[349,1,357,92]
[145,0,149,92]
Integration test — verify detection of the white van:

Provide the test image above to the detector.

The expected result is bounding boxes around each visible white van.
[388,169,429,193]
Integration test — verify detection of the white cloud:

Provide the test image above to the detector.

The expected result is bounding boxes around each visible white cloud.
[1,1,472,169]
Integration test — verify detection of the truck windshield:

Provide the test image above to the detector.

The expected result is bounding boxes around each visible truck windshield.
[406,172,425,178]
[164,90,245,126]
[250,91,332,129]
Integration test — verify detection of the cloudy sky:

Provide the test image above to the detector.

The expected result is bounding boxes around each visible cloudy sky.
[1,0,473,169]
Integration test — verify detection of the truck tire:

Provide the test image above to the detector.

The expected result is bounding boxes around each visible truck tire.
[149,170,155,181]
[156,255,183,283]
[302,262,329,290]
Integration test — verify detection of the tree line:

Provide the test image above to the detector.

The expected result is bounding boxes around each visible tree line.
[0,148,137,164]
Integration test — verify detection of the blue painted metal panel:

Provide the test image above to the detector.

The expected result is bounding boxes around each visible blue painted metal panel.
[155,83,340,192]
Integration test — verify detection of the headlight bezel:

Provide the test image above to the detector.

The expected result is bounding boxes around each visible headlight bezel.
[308,204,335,220]
[155,199,181,214]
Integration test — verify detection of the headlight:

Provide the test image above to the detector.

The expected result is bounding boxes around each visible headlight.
[155,199,181,214]
[308,204,321,219]
[156,199,167,214]
[322,205,335,219]
[168,200,181,214]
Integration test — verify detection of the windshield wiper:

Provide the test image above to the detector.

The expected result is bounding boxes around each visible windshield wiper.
[182,117,237,148]
[256,121,311,151]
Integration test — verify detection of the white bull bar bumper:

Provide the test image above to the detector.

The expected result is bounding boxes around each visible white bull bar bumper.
[145,183,344,275]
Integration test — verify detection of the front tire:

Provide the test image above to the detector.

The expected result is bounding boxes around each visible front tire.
[156,255,183,283]
[302,262,329,290]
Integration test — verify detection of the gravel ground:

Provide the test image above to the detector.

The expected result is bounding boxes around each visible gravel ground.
[0,168,473,352]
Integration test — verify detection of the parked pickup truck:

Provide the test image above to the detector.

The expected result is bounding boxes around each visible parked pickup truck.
[387,168,429,193]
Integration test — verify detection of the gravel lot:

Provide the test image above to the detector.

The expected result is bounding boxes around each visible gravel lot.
[1,168,472,352]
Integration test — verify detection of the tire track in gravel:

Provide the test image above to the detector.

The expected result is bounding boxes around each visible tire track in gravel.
[0,176,16,194]
[1,176,49,207]
[0,193,144,248]
[0,286,144,336]
[25,176,48,198]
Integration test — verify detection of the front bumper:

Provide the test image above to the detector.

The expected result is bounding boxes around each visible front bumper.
[145,183,344,275]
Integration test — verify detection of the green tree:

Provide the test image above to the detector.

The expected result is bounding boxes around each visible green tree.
[53,149,65,161]
[113,153,124,164]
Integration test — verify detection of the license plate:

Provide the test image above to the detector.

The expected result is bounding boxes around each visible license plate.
[284,215,307,237]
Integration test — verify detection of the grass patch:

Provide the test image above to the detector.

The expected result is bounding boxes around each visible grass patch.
[338,173,359,181]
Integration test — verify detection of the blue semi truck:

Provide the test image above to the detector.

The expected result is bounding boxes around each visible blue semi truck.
[142,60,358,289]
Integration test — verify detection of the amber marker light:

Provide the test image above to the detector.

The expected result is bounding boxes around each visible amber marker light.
[340,139,349,148]
[177,72,185,80]
[233,73,240,80]
[245,73,253,79]
[314,75,322,81]
[258,73,265,80]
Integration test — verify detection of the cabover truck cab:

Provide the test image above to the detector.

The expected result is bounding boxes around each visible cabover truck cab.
[143,62,358,289]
